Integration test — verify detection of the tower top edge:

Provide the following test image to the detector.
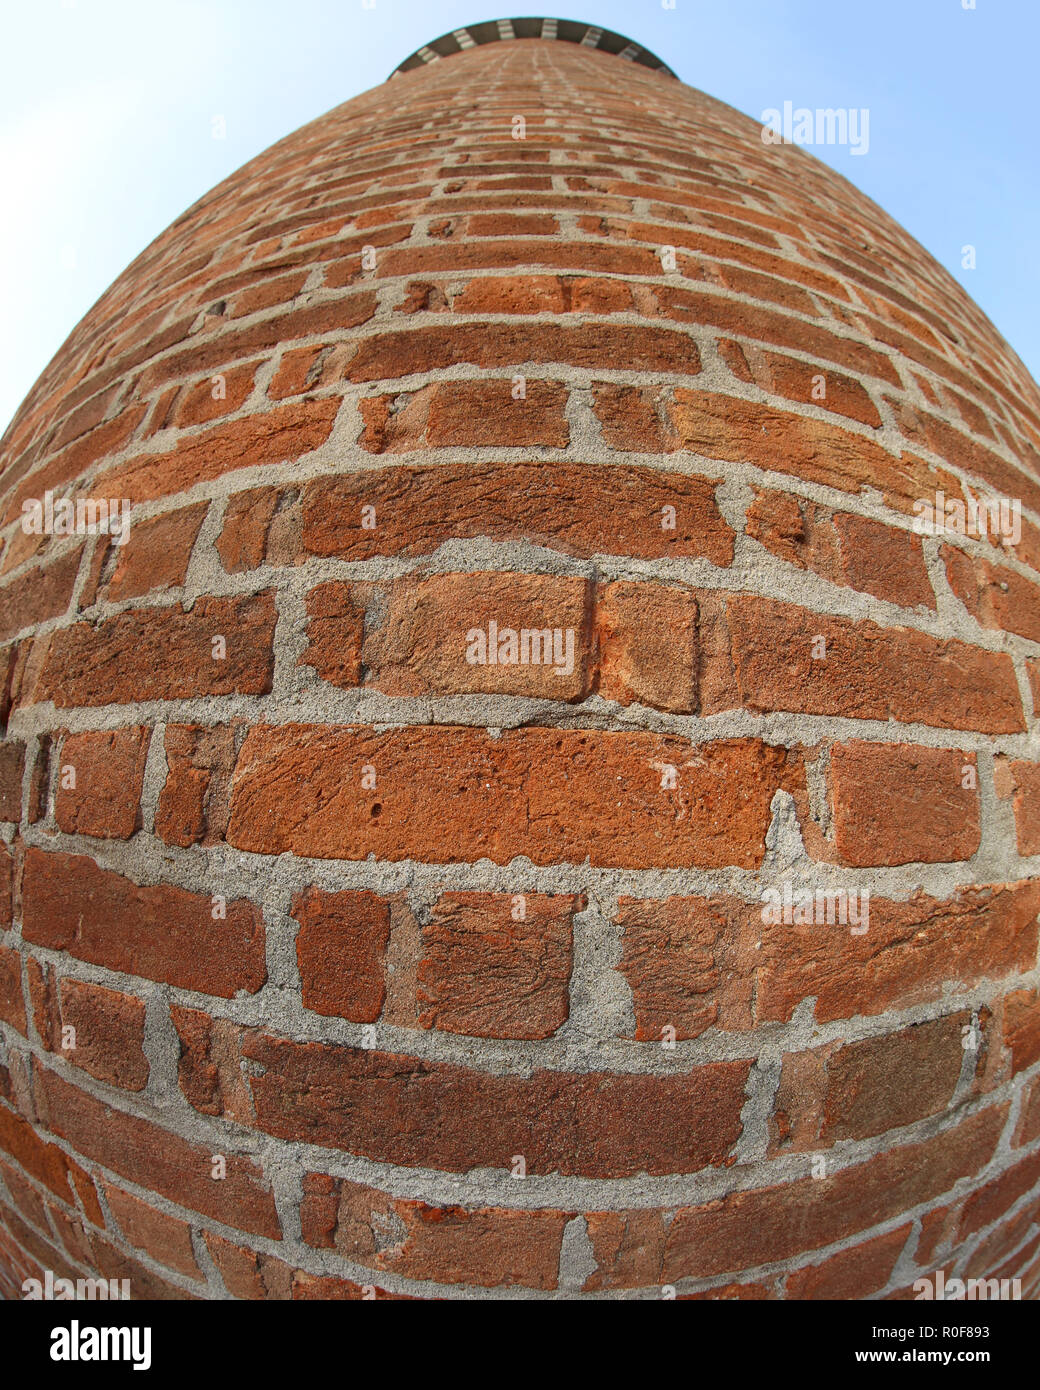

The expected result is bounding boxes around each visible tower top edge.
[389,17,678,81]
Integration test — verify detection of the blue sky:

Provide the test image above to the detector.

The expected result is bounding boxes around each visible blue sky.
[1,0,1037,435]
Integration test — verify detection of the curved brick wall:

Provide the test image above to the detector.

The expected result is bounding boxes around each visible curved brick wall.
[1,33,1039,1301]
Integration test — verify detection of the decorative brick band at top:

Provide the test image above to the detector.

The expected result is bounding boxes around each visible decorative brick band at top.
[390,16,678,80]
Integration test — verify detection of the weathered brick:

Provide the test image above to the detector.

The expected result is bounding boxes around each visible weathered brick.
[36,592,277,707]
[417,892,577,1040]
[31,973,150,1091]
[103,1183,201,1277]
[226,725,800,870]
[365,571,589,700]
[180,1018,751,1177]
[92,397,340,505]
[299,581,365,689]
[104,502,208,601]
[995,758,1040,856]
[303,460,733,566]
[595,579,698,713]
[828,742,981,866]
[346,323,701,382]
[723,594,1023,733]
[21,847,266,997]
[1003,989,1040,1074]
[784,1225,911,1300]
[293,888,390,1024]
[662,1106,1006,1281]
[669,388,956,515]
[54,726,150,838]
[33,1066,280,1238]
[0,741,24,822]
[0,545,83,643]
[301,1173,569,1289]
[154,723,238,847]
[0,947,26,1035]
[944,545,1040,643]
[769,1016,967,1153]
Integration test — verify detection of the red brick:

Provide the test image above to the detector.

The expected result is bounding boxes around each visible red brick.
[215,486,281,571]
[152,362,258,431]
[299,581,365,689]
[154,723,238,847]
[720,339,882,427]
[131,293,377,395]
[179,1017,751,1177]
[828,742,981,867]
[833,511,935,608]
[4,407,147,525]
[581,1209,667,1292]
[659,292,900,385]
[103,1183,201,1277]
[0,740,24,822]
[0,544,83,643]
[595,579,698,713]
[0,1158,49,1231]
[785,1225,910,1299]
[36,592,277,707]
[21,847,266,997]
[0,842,10,928]
[346,323,701,383]
[33,1065,280,1238]
[226,725,799,870]
[592,383,674,453]
[995,759,1040,856]
[723,594,1023,733]
[661,1106,1006,1282]
[769,1016,967,1153]
[293,888,390,1024]
[417,892,577,1040]
[453,275,567,314]
[749,494,935,610]
[0,947,26,1035]
[32,975,150,1091]
[301,1173,569,1289]
[754,881,1040,1024]
[365,571,589,700]
[54,726,150,838]
[1003,989,1040,1074]
[1014,1076,1040,1147]
[379,240,660,280]
[669,388,958,516]
[267,345,325,399]
[963,1204,1040,1281]
[615,896,753,1041]
[203,1232,294,1299]
[944,546,1040,643]
[92,397,340,505]
[0,1099,97,1210]
[302,460,733,566]
[957,1150,1040,1241]
[104,502,208,600]
[467,213,558,237]
[428,380,569,448]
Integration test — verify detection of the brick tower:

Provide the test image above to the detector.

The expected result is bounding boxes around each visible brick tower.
[1,19,1038,1301]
